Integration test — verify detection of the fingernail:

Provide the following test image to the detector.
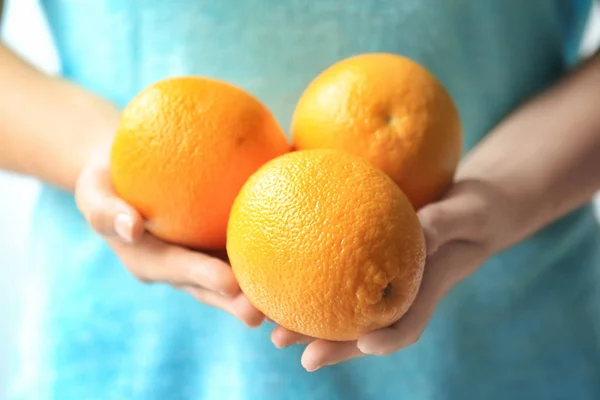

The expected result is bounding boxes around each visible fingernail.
[357,343,381,355]
[307,362,332,372]
[114,213,134,243]
[357,342,373,354]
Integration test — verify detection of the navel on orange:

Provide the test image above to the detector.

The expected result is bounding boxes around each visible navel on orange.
[110,76,290,249]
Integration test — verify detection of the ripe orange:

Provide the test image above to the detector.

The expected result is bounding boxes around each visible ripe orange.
[227,149,426,341]
[110,76,290,249]
[291,53,462,210]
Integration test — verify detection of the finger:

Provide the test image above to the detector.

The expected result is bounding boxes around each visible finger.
[75,158,144,243]
[111,235,240,295]
[356,324,421,356]
[203,249,230,263]
[94,199,145,243]
[357,242,477,355]
[183,287,264,327]
[301,340,364,372]
[230,293,265,327]
[418,183,489,255]
[271,325,313,348]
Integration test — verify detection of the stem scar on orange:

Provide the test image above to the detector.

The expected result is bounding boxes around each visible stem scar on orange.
[227,149,426,341]
[291,53,463,210]
[110,76,290,249]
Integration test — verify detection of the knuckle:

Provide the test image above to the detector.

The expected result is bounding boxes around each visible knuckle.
[418,208,441,238]
[425,205,446,225]
[161,252,185,284]
[125,261,154,284]
[417,206,435,227]
[113,245,159,285]
[115,254,150,283]
[164,275,182,287]
[188,288,208,304]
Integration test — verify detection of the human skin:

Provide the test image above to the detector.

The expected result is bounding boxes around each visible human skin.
[0,2,264,328]
[1,2,599,372]
[273,50,600,371]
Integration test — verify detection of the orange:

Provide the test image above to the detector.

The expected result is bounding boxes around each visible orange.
[110,76,290,249]
[227,149,426,341]
[291,53,462,210]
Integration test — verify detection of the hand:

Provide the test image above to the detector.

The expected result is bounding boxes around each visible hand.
[271,179,501,371]
[74,145,264,327]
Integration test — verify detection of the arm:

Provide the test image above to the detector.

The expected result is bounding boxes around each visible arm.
[273,51,600,371]
[0,21,120,190]
[0,5,265,326]
[457,50,600,252]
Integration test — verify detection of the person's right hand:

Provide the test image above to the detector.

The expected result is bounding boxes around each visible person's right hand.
[74,146,265,327]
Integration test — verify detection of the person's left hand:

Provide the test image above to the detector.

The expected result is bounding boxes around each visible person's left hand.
[271,180,505,372]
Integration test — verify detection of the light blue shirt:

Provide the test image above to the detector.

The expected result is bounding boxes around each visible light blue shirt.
[10,1,600,399]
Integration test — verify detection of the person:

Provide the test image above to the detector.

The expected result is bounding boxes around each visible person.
[2,1,600,399]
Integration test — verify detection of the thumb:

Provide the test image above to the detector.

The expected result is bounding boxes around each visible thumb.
[418,181,490,255]
[75,158,145,243]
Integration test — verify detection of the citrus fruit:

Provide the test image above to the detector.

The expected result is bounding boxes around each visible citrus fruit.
[227,149,426,341]
[110,76,290,249]
[291,52,462,209]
